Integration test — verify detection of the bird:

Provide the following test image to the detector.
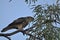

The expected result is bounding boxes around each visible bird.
[1,16,34,32]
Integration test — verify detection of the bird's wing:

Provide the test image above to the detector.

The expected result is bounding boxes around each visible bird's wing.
[8,17,26,26]
[1,17,26,32]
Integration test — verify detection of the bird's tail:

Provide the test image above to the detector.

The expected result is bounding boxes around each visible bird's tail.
[1,26,12,32]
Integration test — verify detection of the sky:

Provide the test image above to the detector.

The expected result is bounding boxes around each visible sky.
[0,0,56,40]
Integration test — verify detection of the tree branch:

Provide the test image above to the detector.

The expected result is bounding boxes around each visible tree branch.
[0,33,11,40]
[0,24,40,40]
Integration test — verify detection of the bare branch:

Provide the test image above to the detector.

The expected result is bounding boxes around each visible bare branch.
[0,33,11,40]
[0,26,40,40]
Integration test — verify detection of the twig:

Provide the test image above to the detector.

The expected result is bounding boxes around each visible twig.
[0,33,11,40]
[4,36,11,40]
[21,30,40,39]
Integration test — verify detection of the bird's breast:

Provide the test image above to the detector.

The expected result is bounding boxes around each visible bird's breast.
[17,24,23,29]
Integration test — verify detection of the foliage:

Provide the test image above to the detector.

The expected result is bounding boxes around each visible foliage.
[25,0,60,40]
[25,0,37,4]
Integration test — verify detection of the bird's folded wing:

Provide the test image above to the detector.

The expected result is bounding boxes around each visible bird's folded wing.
[8,17,26,26]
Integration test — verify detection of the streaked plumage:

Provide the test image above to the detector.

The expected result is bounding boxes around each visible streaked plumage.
[1,16,34,32]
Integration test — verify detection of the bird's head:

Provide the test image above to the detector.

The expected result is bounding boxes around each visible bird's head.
[26,16,34,22]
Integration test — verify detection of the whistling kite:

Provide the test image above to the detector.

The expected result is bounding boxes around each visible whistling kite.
[1,16,34,32]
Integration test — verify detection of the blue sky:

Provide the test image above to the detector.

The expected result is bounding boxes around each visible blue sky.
[0,0,56,40]
[0,0,33,40]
